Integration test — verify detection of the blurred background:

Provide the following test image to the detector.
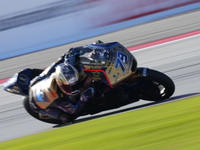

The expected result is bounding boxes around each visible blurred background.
[0,0,200,144]
[0,0,200,60]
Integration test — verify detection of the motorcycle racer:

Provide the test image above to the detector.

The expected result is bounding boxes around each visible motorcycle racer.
[4,40,175,125]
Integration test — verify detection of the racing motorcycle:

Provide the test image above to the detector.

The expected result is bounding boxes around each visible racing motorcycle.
[4,42,175,124]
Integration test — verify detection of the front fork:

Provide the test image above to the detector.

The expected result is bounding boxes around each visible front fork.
[122,67,150,97]
[134,67,149,78]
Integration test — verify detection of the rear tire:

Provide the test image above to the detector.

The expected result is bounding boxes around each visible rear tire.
[137,69,175,101]
[23,97,63,124]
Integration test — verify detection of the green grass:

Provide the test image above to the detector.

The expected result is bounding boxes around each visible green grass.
[1,96,200,150]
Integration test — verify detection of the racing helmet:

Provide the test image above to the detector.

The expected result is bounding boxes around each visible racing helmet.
[55,63,79,96]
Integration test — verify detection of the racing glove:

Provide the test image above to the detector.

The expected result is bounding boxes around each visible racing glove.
[80,87,96,102]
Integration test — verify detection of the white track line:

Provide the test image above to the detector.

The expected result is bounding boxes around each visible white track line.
[130,32,200,52]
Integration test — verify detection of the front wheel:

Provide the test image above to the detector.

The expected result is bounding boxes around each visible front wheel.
[23,97,63,124]
[133,69,175,101]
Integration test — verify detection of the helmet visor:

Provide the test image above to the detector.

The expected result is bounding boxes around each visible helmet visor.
[56,63,78,85]
[60,84,80,96]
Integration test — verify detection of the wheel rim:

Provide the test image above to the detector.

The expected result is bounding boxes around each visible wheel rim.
[139,80,167,100]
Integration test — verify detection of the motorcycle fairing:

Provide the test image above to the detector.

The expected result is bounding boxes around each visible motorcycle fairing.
[80,42,136,88]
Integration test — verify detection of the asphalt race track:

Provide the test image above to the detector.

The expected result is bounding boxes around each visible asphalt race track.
[0,9,200,142]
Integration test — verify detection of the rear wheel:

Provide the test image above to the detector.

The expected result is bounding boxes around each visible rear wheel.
[23,97,63,124]
[131,69,175,101]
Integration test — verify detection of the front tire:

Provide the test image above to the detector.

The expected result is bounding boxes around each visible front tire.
[23,97,63,124]
[137,69,175,101]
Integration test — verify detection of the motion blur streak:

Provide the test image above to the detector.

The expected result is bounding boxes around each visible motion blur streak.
[1,0,199,31]
[1,0,200,60]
